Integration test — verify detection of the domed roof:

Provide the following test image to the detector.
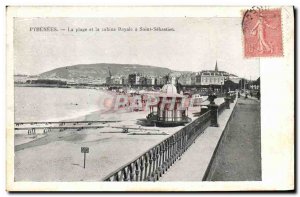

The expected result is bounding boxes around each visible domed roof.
[161,84,177,94]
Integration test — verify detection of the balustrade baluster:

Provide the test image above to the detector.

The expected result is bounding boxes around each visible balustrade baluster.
[175,134,179,160]
[148,151,153,181]
[185,129,189,148]
[114,173,119,181]
[158,144,163,177]
[172,135,176,164]
[180,132,184,156]
[140,157,144,181]
[181,130,185,151]
[176,133,180,157]
[176,134,179,160]
[189,127,194,146]
[169,136,173,165]
[155,147,159,180]
[172,134,176,162]
[120,169,125,181]
[161,142,165,174]
[135,160,140,181]
[155,145,160,181]
[167,138,171,168]
[129,164,134,181]
[181,131,184,153]
[151,148,157,181]
[183,130,187,152]
[155,147,160,180]
[144,153,149,181]
[163,140,168,173]
[123,168,129,181]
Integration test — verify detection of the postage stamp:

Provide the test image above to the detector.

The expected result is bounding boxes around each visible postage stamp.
[242,9,283,58]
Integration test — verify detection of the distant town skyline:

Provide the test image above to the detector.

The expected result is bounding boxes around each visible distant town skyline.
[14,17,260,79]
[14,62,255,80]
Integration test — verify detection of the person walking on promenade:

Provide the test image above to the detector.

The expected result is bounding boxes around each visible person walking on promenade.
[257,91,260,100]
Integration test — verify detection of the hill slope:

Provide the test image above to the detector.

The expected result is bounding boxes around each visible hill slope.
[39,63,182,80]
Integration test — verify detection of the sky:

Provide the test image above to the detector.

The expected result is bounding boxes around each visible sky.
[14,17,260,79]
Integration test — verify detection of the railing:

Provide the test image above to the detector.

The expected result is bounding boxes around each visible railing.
[103,110,211,181]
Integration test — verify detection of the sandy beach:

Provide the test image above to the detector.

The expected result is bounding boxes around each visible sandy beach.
[14,93,224,181]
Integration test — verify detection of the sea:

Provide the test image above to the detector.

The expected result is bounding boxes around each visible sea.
[14,87,109,122]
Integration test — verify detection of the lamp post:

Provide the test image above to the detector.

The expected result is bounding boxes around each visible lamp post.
[208,94,219,127]
[224,92,231,109]
[244,78,246,94]
[221,82,223,96]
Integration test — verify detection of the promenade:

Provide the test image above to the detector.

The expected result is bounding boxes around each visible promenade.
[160,97,260,181]
[206,98,261,181]
[160,97,237,181]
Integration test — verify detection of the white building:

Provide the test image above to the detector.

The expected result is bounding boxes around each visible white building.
[197,62,230,86]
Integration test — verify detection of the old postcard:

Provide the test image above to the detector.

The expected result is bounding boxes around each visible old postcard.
[6,6,294,191]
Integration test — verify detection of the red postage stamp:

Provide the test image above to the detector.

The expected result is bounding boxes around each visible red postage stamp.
[242,9,283,58]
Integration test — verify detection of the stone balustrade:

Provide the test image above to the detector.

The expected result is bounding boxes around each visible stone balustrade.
[103,93,236,182]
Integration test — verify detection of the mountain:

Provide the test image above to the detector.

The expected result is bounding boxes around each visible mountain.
[39,63,190,80]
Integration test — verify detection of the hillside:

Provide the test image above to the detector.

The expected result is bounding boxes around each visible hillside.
[38,63,187,80]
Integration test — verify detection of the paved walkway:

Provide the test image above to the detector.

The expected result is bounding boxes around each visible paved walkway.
[160,99,237,181]
[206,98,261,181]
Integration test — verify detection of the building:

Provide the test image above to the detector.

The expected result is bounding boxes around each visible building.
[146,76,156,85]
[198,62,230,86]
[128,73,141,85]
[249,77,260,90]
[111,76,123,85]
[106,76,123,85]
[224,79,240,91]
[170,76,177,85]
[139,76,147,85]
[190,73,196,85]
[195,73,202,85]
[106,68,126,85]
[178,73,193,85]
[14,74,29,83]
[106,68,113,84]
[121,76,128,85]
[156,76,167,86]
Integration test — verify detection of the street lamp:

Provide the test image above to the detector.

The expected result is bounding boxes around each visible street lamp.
[221,81,223,96]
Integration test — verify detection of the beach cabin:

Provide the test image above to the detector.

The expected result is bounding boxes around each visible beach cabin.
[147,84,191,127]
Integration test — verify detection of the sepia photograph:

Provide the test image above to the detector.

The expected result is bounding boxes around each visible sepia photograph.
[6,6,294,191]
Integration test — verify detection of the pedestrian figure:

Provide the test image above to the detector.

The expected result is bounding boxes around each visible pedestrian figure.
[257,91,260,100]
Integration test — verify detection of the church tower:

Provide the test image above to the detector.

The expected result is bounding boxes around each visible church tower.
[215,61,218,72]
[108,67,112,77]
